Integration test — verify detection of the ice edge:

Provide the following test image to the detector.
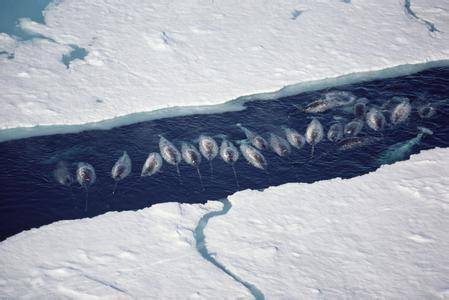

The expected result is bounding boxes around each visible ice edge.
[1,59,448,143]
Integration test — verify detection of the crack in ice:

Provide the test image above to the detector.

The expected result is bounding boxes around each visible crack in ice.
[404,0,440,33]
[193,199,265,300]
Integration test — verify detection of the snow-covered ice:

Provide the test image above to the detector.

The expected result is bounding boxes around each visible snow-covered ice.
[1,147,449,298]
[1,0,449,140]
[0,201,251,298]
[205,147,449,298]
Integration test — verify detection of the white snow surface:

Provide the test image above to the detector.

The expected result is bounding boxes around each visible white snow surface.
[0,201,251,299]
[1,147,449,298]
[206,147,449,299]
[1,0,449,133]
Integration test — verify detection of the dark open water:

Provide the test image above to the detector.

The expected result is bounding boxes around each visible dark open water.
[0,67,448,241]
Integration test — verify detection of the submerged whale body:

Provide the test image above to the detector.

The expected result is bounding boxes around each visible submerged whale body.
[338,136,380,151]
[327,123,344,142]
[353,98,368,119]
[240,143,267,170]
[344,119,364,137]
[282,127,305,149]
[304,91,356,113]
[141,152,163,177]
[378,127,433,164]
[418,104,436,119]
[306,118,324,157]
[366,107,386,132]
[111,151,132,181]
[53,161,74,187]
[390,97,412,125]
[236,123,268,151]
[268,133,291,157]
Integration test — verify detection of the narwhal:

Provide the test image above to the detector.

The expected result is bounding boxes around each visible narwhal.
[236,123,268,151]
[53,161,74,187]
[327,123,344,142]
[303,91,356,113]
[378,127,433,165]
[76,162,96,211]
[366,107,386,132]
[141,152,163,177]
[159,136,182,180]
[390,97,412,125]
[181,142,204,190]
[111,151,132,195]
[198,135,219,176]
[240,143,267,170]
[268,133,291,157]
[282,127,305,150]
[418,104,436,119]
[353,98,368,119]
[344,119,364,137]
[337,136,381,151]
[305,118,324,158]
[220,139,240,188]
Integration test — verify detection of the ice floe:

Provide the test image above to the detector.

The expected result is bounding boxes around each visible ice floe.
[1,0,449,141]
[1,147,448,298]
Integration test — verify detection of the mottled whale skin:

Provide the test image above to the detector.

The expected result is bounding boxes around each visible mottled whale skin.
[390,97,412,125]
[306,118,324,158]
[198,135,218,161]
[111,151,132,181]
[327,123,344,142]
[418,104,436,119]
[159,136,181,166]
[181,142,202,167]
[76,162,96,187]
[220,140,239,165]
[236,123,268,151]
[337,136,380,151]
[304,91,356,113]
[141,152,163,177]
[269,133,291,157]
[283,127,305,150]
[366,108,386,132]
[240,143,267,170]
[344,119,364,137]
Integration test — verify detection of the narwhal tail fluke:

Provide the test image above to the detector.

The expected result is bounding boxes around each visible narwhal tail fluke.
[196,167,205,191]
[231,164,240,189]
